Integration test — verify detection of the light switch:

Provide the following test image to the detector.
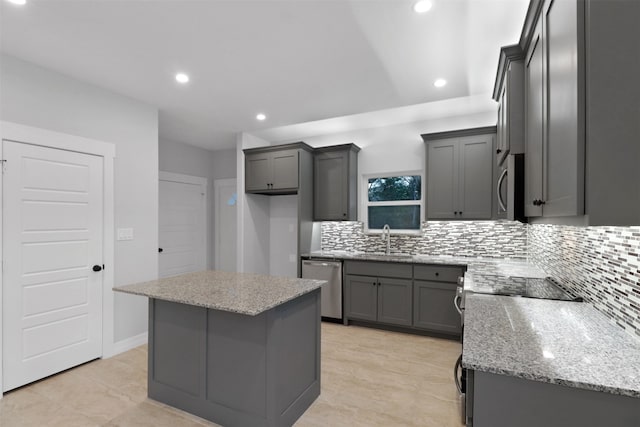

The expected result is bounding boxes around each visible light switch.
[117,228,134,241]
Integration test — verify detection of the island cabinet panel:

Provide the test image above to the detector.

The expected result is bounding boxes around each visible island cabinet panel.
[470,370,640,427]
[207,310,268,417]
[152,299,206,397]
[147,289,321,427]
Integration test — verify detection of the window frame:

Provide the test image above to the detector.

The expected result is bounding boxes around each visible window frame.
[361,171,425,235]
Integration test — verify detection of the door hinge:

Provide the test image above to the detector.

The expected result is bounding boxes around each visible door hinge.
[1,159,6,173]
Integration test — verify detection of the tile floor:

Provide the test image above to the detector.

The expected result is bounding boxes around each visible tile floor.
[0,323,463,427]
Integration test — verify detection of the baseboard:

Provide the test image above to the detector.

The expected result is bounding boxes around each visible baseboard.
[105,332,148,358]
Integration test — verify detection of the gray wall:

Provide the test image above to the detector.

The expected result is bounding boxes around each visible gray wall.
[158,139,236,269]
[0,54,158,343]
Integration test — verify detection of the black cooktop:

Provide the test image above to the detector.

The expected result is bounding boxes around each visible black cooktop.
[468,275,583,302]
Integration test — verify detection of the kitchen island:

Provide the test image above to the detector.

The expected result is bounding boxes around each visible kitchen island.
[114,270,325,427]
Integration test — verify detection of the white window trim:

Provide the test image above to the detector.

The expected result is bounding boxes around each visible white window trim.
[361,171,425,235]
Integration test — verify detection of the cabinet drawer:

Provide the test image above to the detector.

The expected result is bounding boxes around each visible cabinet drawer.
[344,261,412,279]
[414,265,464,283]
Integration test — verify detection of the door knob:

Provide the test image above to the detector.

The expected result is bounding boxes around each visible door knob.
[92,265,103,272]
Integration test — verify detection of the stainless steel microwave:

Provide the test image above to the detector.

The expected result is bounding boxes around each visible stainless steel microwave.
[497,154,526,222]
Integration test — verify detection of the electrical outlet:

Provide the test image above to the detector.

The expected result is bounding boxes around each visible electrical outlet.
[117,228,134,241]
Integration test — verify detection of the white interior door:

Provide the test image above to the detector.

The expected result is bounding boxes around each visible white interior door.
[159,173,206,278]
[2,140,104,392]
[214,178,237,272]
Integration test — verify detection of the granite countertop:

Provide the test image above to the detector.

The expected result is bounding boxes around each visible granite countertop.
[463,294,640,398]
[113,270,325,316]
[303,250,522,269]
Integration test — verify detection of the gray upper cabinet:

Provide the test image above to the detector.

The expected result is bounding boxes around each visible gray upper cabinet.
[524,21,544,218]
[423,128,495,220]
[313,144,359,221]
[244,143,312,195]
[493,45,525,167]
[516,0,640,224]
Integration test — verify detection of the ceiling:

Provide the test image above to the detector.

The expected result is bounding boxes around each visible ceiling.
[0,0,529,150]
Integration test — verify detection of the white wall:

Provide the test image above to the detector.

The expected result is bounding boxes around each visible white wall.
[159,139,236,269]
[289,111,496,176]
[236,132,271,274]
[269,195,298,277]
[0,54,158,343]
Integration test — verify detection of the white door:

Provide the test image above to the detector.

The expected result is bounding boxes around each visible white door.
[158,173,206,278]
[214,178,237,272]
[2,140,104,392]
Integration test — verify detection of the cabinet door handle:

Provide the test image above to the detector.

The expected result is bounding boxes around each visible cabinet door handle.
[497,168,508,212]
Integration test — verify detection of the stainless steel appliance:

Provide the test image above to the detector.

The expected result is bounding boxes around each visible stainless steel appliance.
[497,154,525,222]
[301,259,343,320]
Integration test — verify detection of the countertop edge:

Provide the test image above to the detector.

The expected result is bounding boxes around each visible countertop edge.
[462,361,640,399]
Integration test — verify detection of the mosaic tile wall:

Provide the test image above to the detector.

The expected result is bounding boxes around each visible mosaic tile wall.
[320,220,528,259]
[528,224,640,339]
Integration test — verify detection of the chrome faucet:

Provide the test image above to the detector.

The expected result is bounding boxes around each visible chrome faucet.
[381,224,391,255]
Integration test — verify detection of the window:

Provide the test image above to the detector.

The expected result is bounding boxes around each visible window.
[364,173,424,233]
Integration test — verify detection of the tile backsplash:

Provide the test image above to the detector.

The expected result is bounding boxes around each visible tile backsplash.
[528,224,640,339]
[320,220,640,339]
[320,220,528,259]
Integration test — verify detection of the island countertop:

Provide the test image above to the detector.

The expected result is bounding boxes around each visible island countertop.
[113,270,325,316]
[463,293,640,398]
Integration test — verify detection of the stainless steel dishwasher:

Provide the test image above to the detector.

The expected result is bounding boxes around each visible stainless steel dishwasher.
[301,259,342,321]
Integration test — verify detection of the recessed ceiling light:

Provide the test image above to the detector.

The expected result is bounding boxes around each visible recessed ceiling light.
[434,78,447,88]
[413,0,433,14]
[256,113,267,121]
[6,0,27,5]
[175,73,189,84]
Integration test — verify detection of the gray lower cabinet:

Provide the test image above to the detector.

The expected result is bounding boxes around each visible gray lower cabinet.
[413,281,460,334]
[423,128,495,220]
[313,144,359,221]
[344,261,463,336]
[344,274,412,327]
[413,264,463,334]
[377,278,413,326]
[344,274,378,322]
[469,370,640,427]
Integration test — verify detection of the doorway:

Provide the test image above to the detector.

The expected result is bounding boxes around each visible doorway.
[158,172,207,278]
[1,128,114,392]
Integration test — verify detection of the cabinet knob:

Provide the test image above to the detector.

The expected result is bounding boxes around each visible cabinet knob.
[496,149,502,154]
[158,248,163,253]
[92,265,103,272]
[533,199,546,206]
[343,213,347,217]
[435,272,439,276]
